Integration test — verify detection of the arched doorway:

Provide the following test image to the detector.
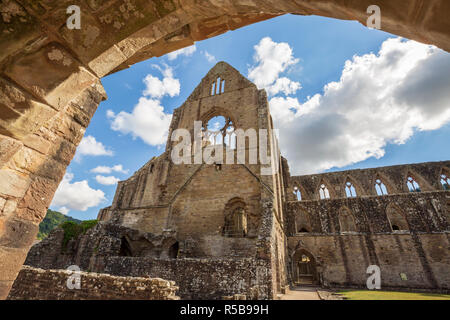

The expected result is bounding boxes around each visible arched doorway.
[292,249,317,286]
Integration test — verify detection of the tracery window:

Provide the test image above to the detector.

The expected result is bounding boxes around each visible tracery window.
[319,184,330,200]
[203,116,236,149]
[211,77,225,95]
[440,173,450,190]
[406,176,421,192]
[375,178,388,195]
[345,181,357,198]
[293,186,302,201]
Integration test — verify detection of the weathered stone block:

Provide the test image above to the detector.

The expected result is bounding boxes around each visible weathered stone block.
[5,43,98,111]
[0,218,38,249]
[0,169,30,198]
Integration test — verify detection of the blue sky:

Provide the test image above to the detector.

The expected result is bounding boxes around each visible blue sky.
[50,14,450,220]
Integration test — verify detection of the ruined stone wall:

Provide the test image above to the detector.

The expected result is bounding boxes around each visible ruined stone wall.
[287,233,449,290]
[288,161,450,201]
[99,256,271,300]
[7,266,179,300]
[285,161,450,290]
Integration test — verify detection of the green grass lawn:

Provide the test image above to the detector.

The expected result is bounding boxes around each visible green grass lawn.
[337,290,450,300]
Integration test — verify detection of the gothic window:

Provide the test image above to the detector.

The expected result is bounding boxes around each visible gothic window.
[339,208,357,232]
[375,178,388,195]
[211,77,225,95]
[440,173,450,190]
[203,115,236,149]
[406,176,421,192]
[345,181,357,198]
[293,186,302,201]
[319,184,330,200]
[224,207,247,237]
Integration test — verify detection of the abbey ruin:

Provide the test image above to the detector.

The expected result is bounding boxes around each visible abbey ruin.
[1,0,450,300]
[10,62,449,300]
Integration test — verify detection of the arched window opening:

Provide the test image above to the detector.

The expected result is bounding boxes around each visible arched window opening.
[386,205,409,232]
[203,115,236,149]
[211,77,225,95]
[298,227,309,233]
[224,207,247,238]
[440,173,450,190]
[292,250,317,285]
[293,186,302,201]
[168,242,179,259]
[345,181,357,198]
[407,176,421,192]
[375,178,388,195]
[339,208,357,232]
[119,236,133,257]
[319,184,330,200]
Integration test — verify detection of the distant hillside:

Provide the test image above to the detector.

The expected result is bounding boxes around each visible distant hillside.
[38,209,81,240]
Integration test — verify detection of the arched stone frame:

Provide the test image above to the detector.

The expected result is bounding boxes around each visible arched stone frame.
[292,183,308,202]
[1,0,450,299]
[338,206,357,233]
[385,203,410,232]
[439,167,450,191]
[316,178,335,200]
[372,172,396,196]
[290,248,319,285]
[222,197,249,238]
[342,176,363,198]
[199,106,238,149]
[403,170,432,193]
[160,237,179,259]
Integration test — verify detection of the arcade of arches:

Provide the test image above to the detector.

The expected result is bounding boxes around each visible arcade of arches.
[1,0,450,299]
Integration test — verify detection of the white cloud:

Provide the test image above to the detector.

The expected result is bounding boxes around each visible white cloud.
[271,38,450,175]
[267,77,302,96]
[74,135,113,161]
[248,37,299,89]
[108,65,177,146]
[167,45,197,60]
[107,97,172,146]
[142,66,180,99]
[51,173,106,214]
[203,51,216,63]
[59,207,70,215]
[95,175,120,186]
[91,164,129,174]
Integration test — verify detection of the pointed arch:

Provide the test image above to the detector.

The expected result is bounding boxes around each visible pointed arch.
[386,203,409,232]
[343,176,364,198]
[403,170,432,193]
[439,167,450,191]
[318,180,331,200]
[291,249,318,285]
[344,180,357,198]
[295,208,312,234]
[406,174,421,193]
[292,184,308,201]
[223,197,248,238]
[338,206,357,232]
[373,174,390,196]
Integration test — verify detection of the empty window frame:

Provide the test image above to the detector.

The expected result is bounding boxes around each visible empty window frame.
[319,184,330,200]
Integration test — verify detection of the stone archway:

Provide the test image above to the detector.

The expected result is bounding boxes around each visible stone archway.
[291,249,318,286]
[1,0,449,299]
